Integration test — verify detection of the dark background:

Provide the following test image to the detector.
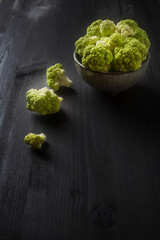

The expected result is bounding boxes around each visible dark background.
[0,0,160,239]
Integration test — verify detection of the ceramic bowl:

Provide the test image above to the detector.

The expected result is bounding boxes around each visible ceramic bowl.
[73,50,150,96]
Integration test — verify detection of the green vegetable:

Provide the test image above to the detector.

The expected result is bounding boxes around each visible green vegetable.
[113,46,141,72]
[108,33,123,50]
[123,37,148,60]
[75,35,99,57]
[134,27,150,49]
[25,133,46,149]
[96,37,110,48]
[82,44,113,72]
[116,19,138,39]
[47,63,72,91]
[97,33,123,52]
[86,19,116,38]
[100,19,116,37]
[86,19,102,36]
[75,18,150,73]
[26,87,63,115]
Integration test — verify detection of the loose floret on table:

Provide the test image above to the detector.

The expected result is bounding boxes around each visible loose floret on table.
[24,133,46,149]
[82,45,113,72]
[46,63,72,91]
[26,87,63,115]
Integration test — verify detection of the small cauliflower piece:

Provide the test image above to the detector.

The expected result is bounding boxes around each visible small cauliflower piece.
[25,133,46,149]
[116,19,138,39]
[96,33,123,53]
[46,63,72,91]
[96,37,110,47]
[26,87,63,115]
[108,33,123,50]
[113,46,141,72]
[75,35,99,57]
[100,19,116,37]
[82,44,113,72]
[123,37,148,61]
[86,19,102,36]
[134,27,150,50]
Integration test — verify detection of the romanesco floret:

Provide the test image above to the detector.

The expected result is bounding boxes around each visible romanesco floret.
[113,46,141,72]
[134,27,150,49]
[26,87,63,115]
[25,133,46,149]
[86,19,102,36]
[96,37,110,50]
[116,19,138,39]
[75,35,99,57]
[46,63,72,91]
[100,19,116,37]
[108,33,123,50]
[123,37,148,60]
[82,45,113,72]
[96,33,123,54]
[96,33,123,53]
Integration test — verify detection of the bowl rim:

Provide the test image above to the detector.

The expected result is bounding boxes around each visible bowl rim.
[73,50,150,75]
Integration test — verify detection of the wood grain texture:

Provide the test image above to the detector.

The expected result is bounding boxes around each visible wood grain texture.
[0,0,160,239]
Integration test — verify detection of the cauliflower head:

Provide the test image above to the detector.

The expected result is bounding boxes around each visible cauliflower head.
[47,63,72,91]
[116,19,138,39]
[123,37,148,60]
[75,35,99,57]
[82,45,113,72]
[25,133,46,149]
[26,87,63,115]
[113,46,141,72]
[100,19,116,37]
[134,27,150,50]
[86,19,102,36]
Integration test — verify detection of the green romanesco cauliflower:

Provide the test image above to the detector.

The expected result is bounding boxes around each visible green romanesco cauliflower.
[86,19,102,36]
[26,87,63,115]
[123,37,148,60]
[100,19,116,37]
[46,63,72,91]
[96,37,110,48]
[96,33,123,53]
[82,44,113,72]
[75,18,150,73]
[116,19,138,39]
[25,133,46,149]
[134,27,150,49]
[108,33,123,51]
[75,35,99,57]
[113,46,141,72]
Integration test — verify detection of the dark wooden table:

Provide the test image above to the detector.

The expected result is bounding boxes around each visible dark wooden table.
[0,0,160,239]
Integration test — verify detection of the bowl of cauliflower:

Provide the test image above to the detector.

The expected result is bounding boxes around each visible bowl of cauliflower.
[74,19,150,96]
